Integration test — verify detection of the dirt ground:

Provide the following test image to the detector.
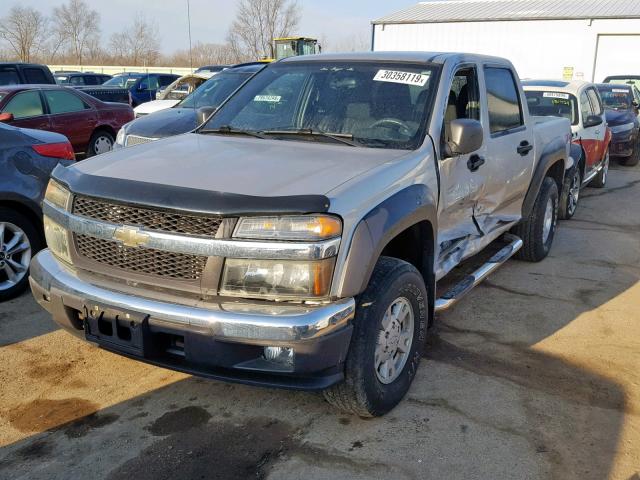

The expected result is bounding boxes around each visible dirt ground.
[0,165,639,480]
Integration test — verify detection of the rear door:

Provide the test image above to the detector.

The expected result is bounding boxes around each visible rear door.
[586,87,607,165]
[477,65,535,228]
[1,90,50,130]
[42,89,97,151]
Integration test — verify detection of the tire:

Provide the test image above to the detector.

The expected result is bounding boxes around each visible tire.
[590,149,609,188]
[323,257,428,417]
[87,129,114,157]
[559,164,581,220]
[513,177,559,262]
[622,137,640,167]
[0,208,41,302]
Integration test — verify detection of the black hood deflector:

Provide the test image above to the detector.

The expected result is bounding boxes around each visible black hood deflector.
[52,164,330,216]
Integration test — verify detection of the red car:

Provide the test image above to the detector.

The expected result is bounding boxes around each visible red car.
[0,85,133,156]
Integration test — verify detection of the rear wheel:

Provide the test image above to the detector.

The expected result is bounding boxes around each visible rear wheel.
[0,208,41,301]
[87,130,114,157]
[323,257,428,417]
[514,177,558,262]
[590,149,609,188]
[559,164,581,220]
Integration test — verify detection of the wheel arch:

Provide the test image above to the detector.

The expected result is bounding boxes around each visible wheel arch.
[522,137,568,218]
[0,196,44,243]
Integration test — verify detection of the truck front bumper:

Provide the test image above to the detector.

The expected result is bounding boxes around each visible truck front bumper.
[29,249,355,390]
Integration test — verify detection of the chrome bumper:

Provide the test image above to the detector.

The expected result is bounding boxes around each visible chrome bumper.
[29,249,355,344]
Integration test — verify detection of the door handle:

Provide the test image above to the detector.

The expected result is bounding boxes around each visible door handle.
[595,130,601,135]
[517,141,533,156]
[467,154,485,172]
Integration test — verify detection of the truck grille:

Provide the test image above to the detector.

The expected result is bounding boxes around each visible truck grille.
[125,134,157,146]
[75,234,207,281]
[73,196,222,237]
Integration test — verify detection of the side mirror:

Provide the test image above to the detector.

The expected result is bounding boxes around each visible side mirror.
[196,106,216,126]
[446,119,484,157]
[584,115,603,128]
[0,112,14,122]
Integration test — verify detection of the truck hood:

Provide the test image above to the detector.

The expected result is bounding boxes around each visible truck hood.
[72,133,411,197]
[126,108,197,138]
[605,108,635,126]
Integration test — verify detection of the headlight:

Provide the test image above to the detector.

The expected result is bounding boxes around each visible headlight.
[234,215,342,241]
[44,180,70,210]
[115,127,126,146]
[610,122,635,134]
[44,216,72,264]
[220,258,335,300]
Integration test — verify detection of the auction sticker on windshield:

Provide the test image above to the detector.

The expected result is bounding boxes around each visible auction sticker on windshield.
[543,92,570,99]
[254,95,282,102]
[612,89,629,94]
[374,70,429,86]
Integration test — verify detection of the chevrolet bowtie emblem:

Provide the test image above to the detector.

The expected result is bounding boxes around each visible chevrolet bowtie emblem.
[113,226,150,247]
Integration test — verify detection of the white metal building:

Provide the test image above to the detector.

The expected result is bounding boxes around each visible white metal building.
[372,0,640,82]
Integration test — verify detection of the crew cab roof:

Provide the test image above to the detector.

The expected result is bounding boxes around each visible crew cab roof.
[279,51,510,65]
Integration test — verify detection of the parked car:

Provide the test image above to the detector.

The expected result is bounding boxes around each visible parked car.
[54,72,112,86]
[0,122,75,300]
[80,73,180,107]
[596,83,640,166]
[116,63,264,147]
[194,65,230,75]
[30,52,572,416]
[524,80,611,218]
[0,85,134,156]
[133,72,214,117]
[0,62,55,86]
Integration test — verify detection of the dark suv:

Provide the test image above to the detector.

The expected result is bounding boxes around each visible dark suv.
[54,72,112,86]
[0,63,55,86]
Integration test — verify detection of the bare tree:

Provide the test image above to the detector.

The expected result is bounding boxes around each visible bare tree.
[52,0,100,65]
[110,14,160,66]
[0,6,48,62]
[228,0,300,59]
[168,42,244,68]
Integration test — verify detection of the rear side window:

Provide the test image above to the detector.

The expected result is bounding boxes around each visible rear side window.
[160,75,176,87]
[580,91,593,122]
[3,91,44,118]
[139,75,159,90]
[43,90,89,114]
[0,67,21,85]
[23,68,50,84]
[586,88,603,115]
[69,76,86,85]
[484,67,523,134]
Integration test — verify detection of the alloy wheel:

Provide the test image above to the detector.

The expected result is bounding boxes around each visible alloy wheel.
[0,222,31,292]
[375,296,414,384]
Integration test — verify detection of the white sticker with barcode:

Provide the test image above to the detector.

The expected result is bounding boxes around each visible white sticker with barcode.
[543,92,570,99]
[612,89,628,93]
[254,95,282,102]
[373,70,430,86]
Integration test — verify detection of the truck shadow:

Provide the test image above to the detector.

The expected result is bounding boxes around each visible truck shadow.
[0,169,638,479]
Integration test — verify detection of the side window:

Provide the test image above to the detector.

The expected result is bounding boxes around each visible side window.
[139,75,159,90]
[587,88,603,115]
[69,76,85,85]
[159,76,176,87]
[23,68,50,84]
[84,75,99,85]
[3,91,44,118]
[580,91,593,123]
[484,67,524,134]
[0,67,21,86]
[44,90,89,114]
[443,66,481,142]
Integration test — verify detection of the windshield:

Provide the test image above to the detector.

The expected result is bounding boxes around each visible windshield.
[178,72,252,109]
[598,87,633,110]
[103,75,139,87]
[607,78,640,91]
[55,75,69,84]
[525,90,578,125]
[202,61,437,149]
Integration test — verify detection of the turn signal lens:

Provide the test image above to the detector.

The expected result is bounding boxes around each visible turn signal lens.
[44,180,71,210]
[234,215,342,241]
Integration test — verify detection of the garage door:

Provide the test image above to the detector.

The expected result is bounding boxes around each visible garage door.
[593,34,640,82]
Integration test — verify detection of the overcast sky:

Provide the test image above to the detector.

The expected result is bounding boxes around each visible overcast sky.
[19,0,417,52]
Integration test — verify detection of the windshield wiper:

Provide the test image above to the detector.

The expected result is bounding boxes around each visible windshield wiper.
[259,128,361,147]
[200,125,266,139]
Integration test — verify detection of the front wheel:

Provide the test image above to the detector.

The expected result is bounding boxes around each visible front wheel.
[87,130,114,157]
[323,257,428,417]
[559,165,581,220]
[514,177,559,262]
[622,137,640,167]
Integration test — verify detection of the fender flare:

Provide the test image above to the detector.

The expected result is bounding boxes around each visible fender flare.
[337,184,437,299]
[522,137,568,218]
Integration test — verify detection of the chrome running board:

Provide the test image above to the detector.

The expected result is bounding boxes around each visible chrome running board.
[435,233,523,312]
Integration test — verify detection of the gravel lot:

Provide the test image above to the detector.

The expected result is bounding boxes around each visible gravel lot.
[0,165,639,480]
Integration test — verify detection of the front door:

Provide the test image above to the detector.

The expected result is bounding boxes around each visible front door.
[42,89,97,152]
[578,88,606,174]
